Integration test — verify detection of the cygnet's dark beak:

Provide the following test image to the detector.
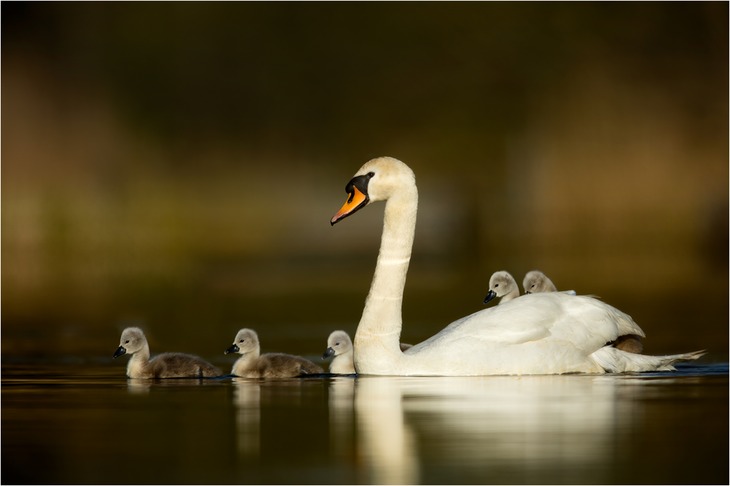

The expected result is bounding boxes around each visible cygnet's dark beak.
[483,290,497,304]
[322,347,335,360]
[225,344,240,355]
[113,346,126,359]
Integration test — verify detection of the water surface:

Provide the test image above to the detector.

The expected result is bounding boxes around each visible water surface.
[2,361,727,484]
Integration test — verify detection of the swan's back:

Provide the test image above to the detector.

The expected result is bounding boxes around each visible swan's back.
[521,272,644,354]
[148,352,222,379]
[401,293,645,375]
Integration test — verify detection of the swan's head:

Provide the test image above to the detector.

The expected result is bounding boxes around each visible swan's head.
[322,330,353,359]
[330,156,416,225]
[483,271,518,304]
[113,327,147,358]
[225,328,260,355]
[523,270,557,294]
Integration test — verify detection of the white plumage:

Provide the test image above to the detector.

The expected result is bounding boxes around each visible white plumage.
[330,157,703,376]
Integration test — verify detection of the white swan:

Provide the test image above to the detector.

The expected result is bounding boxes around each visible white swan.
[330,157,704,375]
[323,330,356,375]
[225,328,324,378]
[113,327,222,379]
[483,271,521,304]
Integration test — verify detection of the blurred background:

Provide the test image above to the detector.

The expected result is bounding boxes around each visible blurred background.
[2,2,727,364]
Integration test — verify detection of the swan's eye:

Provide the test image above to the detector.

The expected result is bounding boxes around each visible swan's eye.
[367,171,375,178]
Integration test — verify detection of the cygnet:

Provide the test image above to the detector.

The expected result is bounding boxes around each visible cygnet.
[483,271,520,304]
[113,327,222,379]
[225,328,324,378]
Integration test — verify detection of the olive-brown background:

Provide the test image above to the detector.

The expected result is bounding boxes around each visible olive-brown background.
[3,2,727,361]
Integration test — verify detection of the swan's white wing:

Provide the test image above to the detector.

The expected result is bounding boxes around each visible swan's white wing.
[407,293,632,355]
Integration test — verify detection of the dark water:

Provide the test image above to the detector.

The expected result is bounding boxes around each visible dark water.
[2,361,727,485]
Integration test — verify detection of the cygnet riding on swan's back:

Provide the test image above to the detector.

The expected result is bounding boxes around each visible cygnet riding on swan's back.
[225,328,324,378]
[330,157,704,375]
[113,327,222,379]
[322,330,356,375]
[523,270,559,294]
[483,271,520,305]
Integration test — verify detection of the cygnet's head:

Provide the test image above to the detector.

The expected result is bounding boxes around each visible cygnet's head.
[322,330,353,359]
[331,157,416,225]
[113,327,147,358]
[225,328,260,355]
[483,271,519,304]
[523,270,557,294]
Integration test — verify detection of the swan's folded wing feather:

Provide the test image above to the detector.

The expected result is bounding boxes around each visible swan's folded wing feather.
[468,325,552,345]
[409,293,636,356]
[407,305,554,352]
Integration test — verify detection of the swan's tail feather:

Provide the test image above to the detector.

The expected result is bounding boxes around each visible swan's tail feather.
[591,347,706,373]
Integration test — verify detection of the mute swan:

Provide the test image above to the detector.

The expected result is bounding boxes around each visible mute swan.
[483,271,521,304]
[323,330,356,375]
[523,270,643,353]
[330,156,704,375]
[113,327,222,379]
[225,328,324,378]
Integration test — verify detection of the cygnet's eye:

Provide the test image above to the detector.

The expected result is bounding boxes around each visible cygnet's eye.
[239,339,245,343]
[335,342,340,346]
[494,283,500,288]
[125,340,130,344]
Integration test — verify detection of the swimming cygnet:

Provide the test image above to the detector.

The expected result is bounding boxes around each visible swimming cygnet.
[225,328,324,378]
[322,330,356,375]
[483,271,520,304]
[113,327,222,379]
[523,270,643,353]
[322,330,412,374]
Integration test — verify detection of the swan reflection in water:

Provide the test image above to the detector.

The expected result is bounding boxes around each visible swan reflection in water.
[223,373,635,483]
[334,374,633,484]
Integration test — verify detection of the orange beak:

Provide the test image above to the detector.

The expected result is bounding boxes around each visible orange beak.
[331,186,368,225]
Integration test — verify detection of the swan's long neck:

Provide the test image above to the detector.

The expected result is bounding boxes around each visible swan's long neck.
[354,185,418,359]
